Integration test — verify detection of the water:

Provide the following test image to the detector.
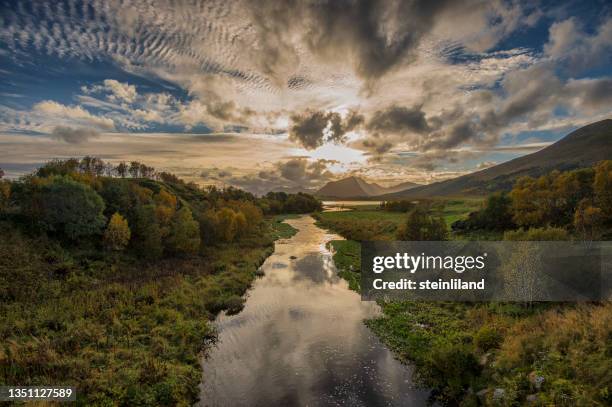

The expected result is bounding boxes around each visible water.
[198,216,428,406]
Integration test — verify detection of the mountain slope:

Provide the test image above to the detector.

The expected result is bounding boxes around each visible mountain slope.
[386,119,612,199]
[317,176,419,198]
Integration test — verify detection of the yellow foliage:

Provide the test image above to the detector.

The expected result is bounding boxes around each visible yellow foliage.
[103,212,131,250]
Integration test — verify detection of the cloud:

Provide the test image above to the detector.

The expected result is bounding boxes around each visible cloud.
[366,105,429,135]
[227,157,334,195]
[32,101,115,130]
[86,79,138,103]
[289,110,363,149]
[544,17,612,74]
[50,126,101,144]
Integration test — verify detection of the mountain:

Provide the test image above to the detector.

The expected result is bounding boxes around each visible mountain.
[385,119,612,199]
[317,176,420,198]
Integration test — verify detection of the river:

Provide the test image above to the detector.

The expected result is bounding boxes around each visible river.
[198,216,428,406]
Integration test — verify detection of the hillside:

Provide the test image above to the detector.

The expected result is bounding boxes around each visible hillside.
[317,176,419,198]
[386,119,612,199]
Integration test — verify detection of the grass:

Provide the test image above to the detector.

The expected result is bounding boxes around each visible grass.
[315,198,484,241]
[268,215,300,239]
[0,220,281,406]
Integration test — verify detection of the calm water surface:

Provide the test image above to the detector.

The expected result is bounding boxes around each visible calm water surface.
[198,216,428,406]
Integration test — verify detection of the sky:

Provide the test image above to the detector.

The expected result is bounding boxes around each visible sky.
[0,0,611,194]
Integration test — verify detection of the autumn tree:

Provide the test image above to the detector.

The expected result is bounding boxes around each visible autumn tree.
[594,160,612,221]
[216,207,237,242]
[154,189,177,237]
[167,206,201,254]
[573,199,604,241]
[104,212,131,250]
[0,179,10,212]
[396,207,448,241]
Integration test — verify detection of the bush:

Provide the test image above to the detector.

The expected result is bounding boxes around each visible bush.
[35,176,106,239]
[396,207,447,241]
[474,326,502,351]
[503,226,569,241]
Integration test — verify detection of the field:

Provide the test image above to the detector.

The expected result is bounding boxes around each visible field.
[315,198,484,241]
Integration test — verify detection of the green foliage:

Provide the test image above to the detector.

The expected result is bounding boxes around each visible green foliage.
[503,226,569,241]
[132,204,164,258]
[474,326,502,351]
[35,176,107,239]
[167,207,201,255]
[268,215,299,240]
[396,207,448,241]
[103,212,131,251]
[262,191,322,214]
[452,193,514,232]
[380,200,415,212]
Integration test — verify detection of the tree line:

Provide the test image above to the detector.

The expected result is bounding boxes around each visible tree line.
[0,157,322,259]
[452,160,612,240]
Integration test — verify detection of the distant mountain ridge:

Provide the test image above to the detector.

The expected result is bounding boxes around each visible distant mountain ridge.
[316,176,420,198]
[383,119,612,199]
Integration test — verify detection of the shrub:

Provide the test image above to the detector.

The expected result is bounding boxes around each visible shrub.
[36,176,106,239]
[474,326,502,351]
[503,227,569,241]
[397,207,447,241]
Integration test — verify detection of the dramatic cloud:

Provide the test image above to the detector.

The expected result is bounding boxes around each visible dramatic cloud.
[1,1,611,182]
[366,105,429,136]
[289,110,363,149]
[227,158,334,195]
[50,126,101,144]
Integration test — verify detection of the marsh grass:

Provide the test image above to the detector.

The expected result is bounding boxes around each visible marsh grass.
[0,219,277,406]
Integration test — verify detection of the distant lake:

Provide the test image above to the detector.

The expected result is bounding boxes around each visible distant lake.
[322,200,381,207]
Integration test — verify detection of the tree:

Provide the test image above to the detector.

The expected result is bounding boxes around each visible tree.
[396,207,448,241]
[0,180,10,212]
[0,167,4,178]
[233,211,248,239]
[37,176,106,239]
[104,212,131,250]
[154,190,177,237]
[132,204,163,258]
[216,207,237,242]
[167,206,201,254]
[594,160,612,221]
[129,161,141,178]
[116,162,128,178]
[573,199,604,241]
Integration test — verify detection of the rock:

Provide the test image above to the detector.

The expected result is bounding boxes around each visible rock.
[476,388,489,399]
[493,388,506,400]
[479,352,491,366]
[528,371,545,390]
[526,394,539,403]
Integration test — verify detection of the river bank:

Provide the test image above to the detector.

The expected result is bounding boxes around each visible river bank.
[0,218,291,406]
